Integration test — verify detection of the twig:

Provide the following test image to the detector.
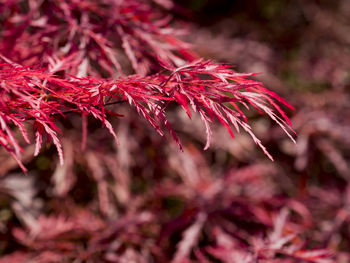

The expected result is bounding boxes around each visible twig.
[27,100,127,120]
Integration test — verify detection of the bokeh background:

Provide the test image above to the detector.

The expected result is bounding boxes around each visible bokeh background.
[1,0,349,262]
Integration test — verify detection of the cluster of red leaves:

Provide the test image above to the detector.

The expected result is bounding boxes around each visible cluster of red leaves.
[0,57,294,172]
[0,0,194,76]
[0,0,294,172]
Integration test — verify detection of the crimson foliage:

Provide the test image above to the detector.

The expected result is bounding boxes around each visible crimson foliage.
[0,0,338,262]
[0,0,293,170]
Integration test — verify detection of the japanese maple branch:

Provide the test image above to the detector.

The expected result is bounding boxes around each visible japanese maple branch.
[27,99,127,120]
